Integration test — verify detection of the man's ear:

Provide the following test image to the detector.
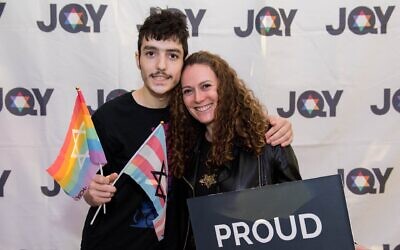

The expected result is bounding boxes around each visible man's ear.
[135,51,141,69]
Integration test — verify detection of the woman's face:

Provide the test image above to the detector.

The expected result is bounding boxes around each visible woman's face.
[180,64,219,127]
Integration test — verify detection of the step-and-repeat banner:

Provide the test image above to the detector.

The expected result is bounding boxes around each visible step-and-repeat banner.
[0,1,399,249]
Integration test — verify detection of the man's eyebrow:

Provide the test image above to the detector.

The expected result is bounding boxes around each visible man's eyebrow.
[166,48,183,54]
[142,46,182,54]
[142,45,158,51]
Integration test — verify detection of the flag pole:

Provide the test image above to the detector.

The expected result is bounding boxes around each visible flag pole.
[90,121,165,225]
[89,164,106,225]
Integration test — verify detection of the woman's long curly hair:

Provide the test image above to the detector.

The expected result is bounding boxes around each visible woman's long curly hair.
[169,51,269,178]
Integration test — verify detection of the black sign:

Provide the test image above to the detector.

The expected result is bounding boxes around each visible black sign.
[187,174,354,250]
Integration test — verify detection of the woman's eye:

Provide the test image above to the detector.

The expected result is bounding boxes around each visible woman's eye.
[202,83,211,89]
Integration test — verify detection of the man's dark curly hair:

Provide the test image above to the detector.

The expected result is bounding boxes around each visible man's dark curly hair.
[138,9,189,58]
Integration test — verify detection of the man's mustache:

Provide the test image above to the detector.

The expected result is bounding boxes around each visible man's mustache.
[150,72,172,79]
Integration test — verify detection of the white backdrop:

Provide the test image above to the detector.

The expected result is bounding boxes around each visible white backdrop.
[0,1,399,249]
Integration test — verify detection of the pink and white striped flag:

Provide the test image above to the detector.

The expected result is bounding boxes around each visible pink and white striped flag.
[121,123,168,240]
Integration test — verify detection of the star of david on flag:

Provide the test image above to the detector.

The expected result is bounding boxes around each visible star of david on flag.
[46,88,107,200]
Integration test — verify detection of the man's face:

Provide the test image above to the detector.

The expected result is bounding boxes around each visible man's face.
[136,38,184,97]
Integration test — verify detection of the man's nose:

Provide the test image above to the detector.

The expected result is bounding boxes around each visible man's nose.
[157,55,167,71]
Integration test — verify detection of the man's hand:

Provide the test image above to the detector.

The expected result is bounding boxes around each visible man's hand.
[265,115,293,146]
[83,173,118,207]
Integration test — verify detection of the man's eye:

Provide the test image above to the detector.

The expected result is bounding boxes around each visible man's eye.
[170,53,179,60]
[145,51,155,57]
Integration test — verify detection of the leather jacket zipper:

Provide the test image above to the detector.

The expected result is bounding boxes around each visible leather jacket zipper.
[258,155,265,187]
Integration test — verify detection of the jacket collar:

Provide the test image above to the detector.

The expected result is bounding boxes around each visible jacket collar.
[183,138,245,189]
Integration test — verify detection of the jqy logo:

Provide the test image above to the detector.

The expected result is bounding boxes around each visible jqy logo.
[277,90,343,118]
[37,4,107,33]
[326,6,395,35]
[234,7,297,37]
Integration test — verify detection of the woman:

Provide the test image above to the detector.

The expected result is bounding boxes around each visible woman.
[166,51,301,249]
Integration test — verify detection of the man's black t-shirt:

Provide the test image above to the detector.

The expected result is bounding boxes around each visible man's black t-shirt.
[81,91,169,250]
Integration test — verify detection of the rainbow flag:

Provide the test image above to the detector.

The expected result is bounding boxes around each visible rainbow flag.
[121,123,168,240]
[47,88,107,200]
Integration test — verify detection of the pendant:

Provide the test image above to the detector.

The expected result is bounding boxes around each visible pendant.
[199,174,217,188]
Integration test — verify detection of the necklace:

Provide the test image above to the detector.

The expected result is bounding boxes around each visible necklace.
[197,137,218,189]
[199,173,217,188]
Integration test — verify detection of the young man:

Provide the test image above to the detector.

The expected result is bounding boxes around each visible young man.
[80,9,293,250]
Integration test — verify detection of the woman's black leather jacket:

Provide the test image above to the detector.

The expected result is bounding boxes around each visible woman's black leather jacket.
[164,142,301,250]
